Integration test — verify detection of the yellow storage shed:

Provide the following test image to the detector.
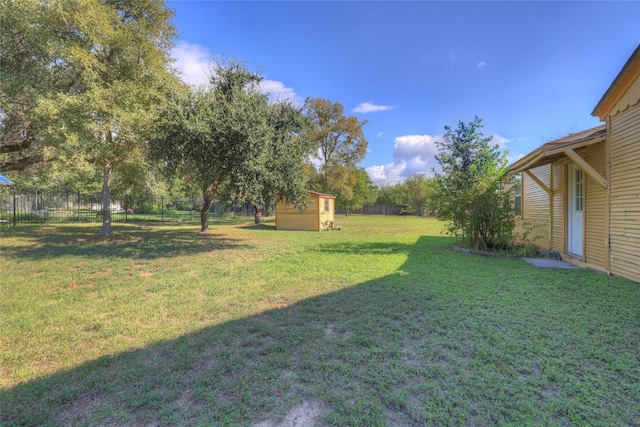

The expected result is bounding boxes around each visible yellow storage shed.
[276,191,336,231]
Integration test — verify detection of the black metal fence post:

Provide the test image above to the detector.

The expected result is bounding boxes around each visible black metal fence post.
[161,196,164,222]
[13,186,16,226]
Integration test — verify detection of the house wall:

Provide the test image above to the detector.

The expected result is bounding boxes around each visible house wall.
[551,163,564,252]
[608,77,640,282]
[519,145,608,272]
[522,164,551,248]
[276,196,320,231]
[580,144,608,271]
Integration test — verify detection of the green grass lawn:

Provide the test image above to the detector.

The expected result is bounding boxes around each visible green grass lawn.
[1,216,639,426]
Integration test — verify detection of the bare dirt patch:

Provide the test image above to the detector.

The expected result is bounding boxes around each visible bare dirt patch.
[57,394,105,425]
[175,388,203,412]
[254,400,325,427]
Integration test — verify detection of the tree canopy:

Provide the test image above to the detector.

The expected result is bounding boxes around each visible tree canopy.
[303,98,368,202]
[220,97,312,225]
[429,117,515,249]
[152,60,312,231]
[335,167,377,215]
[1,0,178,235]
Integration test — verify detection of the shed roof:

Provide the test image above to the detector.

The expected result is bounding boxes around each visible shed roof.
[308,191,336,199]
[508,125,606,173]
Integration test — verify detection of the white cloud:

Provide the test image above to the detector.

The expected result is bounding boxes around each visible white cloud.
[477,60,486,68]
[170,40,212,86]
[259,79,302,105]
[366,163,408,185]
[376,132,383,138]
[393,134,441,159]
[171,40,301,105]
[490,134,510,150]
[353,102,394,114]
[507,153,525,164]
[366,134,442,185]
[367,132,513,185]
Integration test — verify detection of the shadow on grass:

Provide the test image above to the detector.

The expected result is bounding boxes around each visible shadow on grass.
[237,223,277,231]
[2,236,640,426]
[313,241,413,256]
[0,224,253,260]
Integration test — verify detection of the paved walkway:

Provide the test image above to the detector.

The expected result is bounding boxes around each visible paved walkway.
[522,258,580,269]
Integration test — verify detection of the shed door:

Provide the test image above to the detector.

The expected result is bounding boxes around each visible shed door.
[568,164,584,257]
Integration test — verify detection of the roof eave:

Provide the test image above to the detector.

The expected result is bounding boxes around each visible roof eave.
[592,44,640,120]
[509,132,605,174]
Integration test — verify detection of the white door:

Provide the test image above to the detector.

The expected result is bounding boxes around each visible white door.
[568,164,584,257]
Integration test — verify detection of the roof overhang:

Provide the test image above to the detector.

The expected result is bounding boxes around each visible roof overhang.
[592,44,640,120]
[508,126,606,174]
[308,191,336,199]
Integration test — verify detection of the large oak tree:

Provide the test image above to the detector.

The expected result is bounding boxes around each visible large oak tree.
[1,0,177,235]
[303,98,368,200]
[152,60,311,231]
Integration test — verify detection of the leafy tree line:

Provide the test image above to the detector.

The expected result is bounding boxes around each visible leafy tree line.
[2,2,518,244]
[1,0,372,234]
[375,173,434,216]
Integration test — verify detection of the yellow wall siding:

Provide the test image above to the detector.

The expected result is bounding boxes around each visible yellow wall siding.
[319,197,335,226]
[581,144,608,270]
[609,102,640,282]
[608,74,640,118]
[522,165,551,248]
[551,163,565,252]
[276,197,320,231]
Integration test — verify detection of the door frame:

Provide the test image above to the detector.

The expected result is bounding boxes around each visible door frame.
[567,163,584,258]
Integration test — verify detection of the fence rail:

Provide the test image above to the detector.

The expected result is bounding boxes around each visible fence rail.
[0,188,269,226]
[0,188,429,227]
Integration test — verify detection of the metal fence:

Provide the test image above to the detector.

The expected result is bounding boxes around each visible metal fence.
[0,188,432,227]
[0,187,270,226]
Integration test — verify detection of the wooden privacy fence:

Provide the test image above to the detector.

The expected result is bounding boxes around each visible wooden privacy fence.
[335,204,404,216]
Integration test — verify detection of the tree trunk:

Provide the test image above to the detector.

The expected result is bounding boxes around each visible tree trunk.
[200,203,210,232]
[102,159,112,236]
[254,205,262,225]
[200,183,217,232]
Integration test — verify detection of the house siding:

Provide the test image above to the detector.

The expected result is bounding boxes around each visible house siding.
[522,165,551,248]
[551,163,564,252]
[511,48,640,283]
[609,95,640,283]
[581,144,608,271]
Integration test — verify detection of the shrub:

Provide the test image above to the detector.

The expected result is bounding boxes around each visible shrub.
[430,117,517,250]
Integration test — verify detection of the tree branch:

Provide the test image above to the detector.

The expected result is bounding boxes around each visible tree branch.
[0,155,54,172]
[0,132,35,154]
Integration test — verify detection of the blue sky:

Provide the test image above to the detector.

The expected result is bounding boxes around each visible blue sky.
[167,1,639,185]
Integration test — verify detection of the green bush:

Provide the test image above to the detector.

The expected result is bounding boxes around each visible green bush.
[430,117,517,250]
